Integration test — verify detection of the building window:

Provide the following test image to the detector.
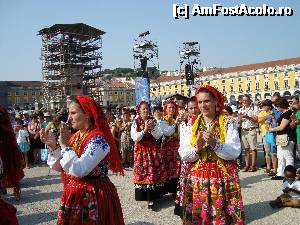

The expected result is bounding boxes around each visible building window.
[15,91,19,96]
[274,81,279,90]
[284,80,289,89]
[264,81,269,90]
[295,79,299,89]
[16,96,20,105]
[274,73,278,78]
[255,82,260,90]
[230,86,234,93]
[8,97,12,105]
[23,92,27,96]
[114,92,117,95]
[247,84,250,92]
[238,85,242,93]
[222,80,225,84]
[222,85,225,93]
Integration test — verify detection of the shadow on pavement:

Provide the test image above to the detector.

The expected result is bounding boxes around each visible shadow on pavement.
[127,222,155,225]
[17,211,57,225]
[152,194,175,212]
[10,189,61,205]
[240,173,268,188]
[21,174,61,188]
[244,200,279,223]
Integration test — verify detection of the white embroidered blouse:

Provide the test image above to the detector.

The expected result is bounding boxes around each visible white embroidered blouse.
[160,120,176,137]
[178,118,241,162]
[131,120,163,142]
[47,135,110,178]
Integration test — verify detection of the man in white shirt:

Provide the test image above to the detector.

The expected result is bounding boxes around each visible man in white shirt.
[238,95,259,172]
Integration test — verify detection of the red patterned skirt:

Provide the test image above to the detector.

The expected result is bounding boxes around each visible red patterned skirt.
[0,198,19,225]
[183,160,245,225]
[161,137,180,193]
[174,161,193,218]
[133,139,167,201]
[57,176,124,225]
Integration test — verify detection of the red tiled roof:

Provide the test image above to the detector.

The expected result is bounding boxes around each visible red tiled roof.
[105,81,134,89]
[197,57,300,77]
[153,57,300,83]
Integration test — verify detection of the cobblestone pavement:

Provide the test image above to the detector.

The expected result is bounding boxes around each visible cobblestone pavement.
[5,150,300,225]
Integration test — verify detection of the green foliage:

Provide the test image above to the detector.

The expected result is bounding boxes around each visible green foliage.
[102,68,134,76]
[102,67,159,79]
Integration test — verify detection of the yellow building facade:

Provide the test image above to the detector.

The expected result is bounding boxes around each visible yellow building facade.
[0,81,43,110]
[150,57,300,101]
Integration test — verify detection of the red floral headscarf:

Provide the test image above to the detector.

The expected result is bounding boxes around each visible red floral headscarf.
[163,98,179,118]
[75,96,124,175]
[195,85,225,113]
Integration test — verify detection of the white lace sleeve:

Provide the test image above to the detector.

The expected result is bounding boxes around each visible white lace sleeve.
[59,135,110,177]
[161,120,176,136]
[131,121,144,142]
[214,119,241,160]
[47,148,62,172]
[178,123,199,162]
[151,123,163,140]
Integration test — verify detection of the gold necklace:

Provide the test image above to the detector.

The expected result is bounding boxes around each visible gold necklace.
[73,129,91,154]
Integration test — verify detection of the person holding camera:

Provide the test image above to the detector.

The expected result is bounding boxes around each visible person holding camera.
[238,95,259,172]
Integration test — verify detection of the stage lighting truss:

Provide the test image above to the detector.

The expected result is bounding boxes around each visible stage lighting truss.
[179,42,201,86]
[133,31,159,77]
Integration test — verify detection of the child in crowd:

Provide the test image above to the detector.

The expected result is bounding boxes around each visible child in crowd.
[15,118,30,169]
[269,165,300,208]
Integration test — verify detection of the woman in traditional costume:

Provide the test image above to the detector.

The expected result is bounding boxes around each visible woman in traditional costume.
[40,95,125,225]
[160,99,181,194]
[131,101,166,209]
[174,96,199,218]
[181,86,245,225]
[0,105,24,225]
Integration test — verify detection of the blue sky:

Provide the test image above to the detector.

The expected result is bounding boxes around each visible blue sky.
[0,0,299,81]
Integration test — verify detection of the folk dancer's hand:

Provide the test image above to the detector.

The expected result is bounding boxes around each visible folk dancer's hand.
[144,119,154,133]
[202,130,217,149]
[58,122,70,149]
[195,130,206,152]
[40,128,57,151]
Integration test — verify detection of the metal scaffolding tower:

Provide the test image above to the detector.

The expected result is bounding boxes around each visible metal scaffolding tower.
[38,23,105,110]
